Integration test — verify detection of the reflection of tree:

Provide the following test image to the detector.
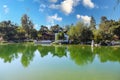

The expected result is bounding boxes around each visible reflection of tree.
[37,45,67,58]
[53,46,67,58]
[20,44,37,67]
[0,44,37,67]
[0,44,18,63]
[37,45,55,57]
[1,44,120,67]
[94,47,120,63]
[68,45,95,65]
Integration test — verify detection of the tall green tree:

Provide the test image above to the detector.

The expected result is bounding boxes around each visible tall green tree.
[21,14,34,39]
[99,16,113,41]
[81,27,93,43]
[68,21,93,43]
[68,22,84,43]
[89,16,96,30]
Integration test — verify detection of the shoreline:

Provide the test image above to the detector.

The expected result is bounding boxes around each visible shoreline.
[0,42,120,47]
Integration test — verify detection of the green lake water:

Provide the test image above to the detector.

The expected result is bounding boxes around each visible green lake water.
[0,44,120,80]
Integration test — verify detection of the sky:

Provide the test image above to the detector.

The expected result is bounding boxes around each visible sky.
[0,0,120,30]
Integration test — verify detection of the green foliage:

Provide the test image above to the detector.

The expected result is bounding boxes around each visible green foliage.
[67,16,120,44]
[56,32,64,40]
[93,30,102,43]
[94,46,120,62]
[68,22,84,43]
[0,14,120,44]
[1,44,120,67]
[68,45,94,65]
[21,14,34,39]
[0,14,39,42]
[30,29,38,39]
[98,16,119,42]
[68,22,93,43]
[16,27,26,41]
[50,24,62,33]
[89,16,96,30]
[113,26,120,39]
[0,21,18,41]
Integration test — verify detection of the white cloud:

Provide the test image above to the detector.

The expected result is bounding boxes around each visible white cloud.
[80,15,91,25]
[49,0,57,3]
[39,4,46,12]
[73,0,81,6]
[49,0,81,15]
[47,13,62,25]
[83,0,95,8]
[3,5,9,14]
[49,4,60,9]
[60,0,74,15]
[76,14,91,25]
[60,0,80,15]
[76,14,81,19]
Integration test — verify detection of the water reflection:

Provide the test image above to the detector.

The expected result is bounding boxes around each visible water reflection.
[94,46,120,63]
[68,45,95,65]
[0,44,120,67]
[37,45,67,58]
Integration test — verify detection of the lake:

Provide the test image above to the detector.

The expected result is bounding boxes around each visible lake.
[0,44,120,80]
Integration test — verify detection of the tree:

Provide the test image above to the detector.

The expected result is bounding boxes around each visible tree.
[113,26,120,39]
[101,16,108,23]
[16,27,26,41]
[0,20,18,41]
[93,30,102,43]
[39,25,48,34]
[81,27,93,43]
[99,16,113,41]
[56,32,64,40]
[89,16,96,30]
[21,14,29,31]
[67,25,76,42]
[30,29,38,39]
[50,24,62,33]
[21,14,34,39]
[68,21,93,43]
[38,25,49,40]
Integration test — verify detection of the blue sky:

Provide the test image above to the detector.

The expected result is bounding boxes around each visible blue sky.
[0,0,120,30]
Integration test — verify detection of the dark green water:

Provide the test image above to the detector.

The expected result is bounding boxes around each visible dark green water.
[0,44,120,80]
